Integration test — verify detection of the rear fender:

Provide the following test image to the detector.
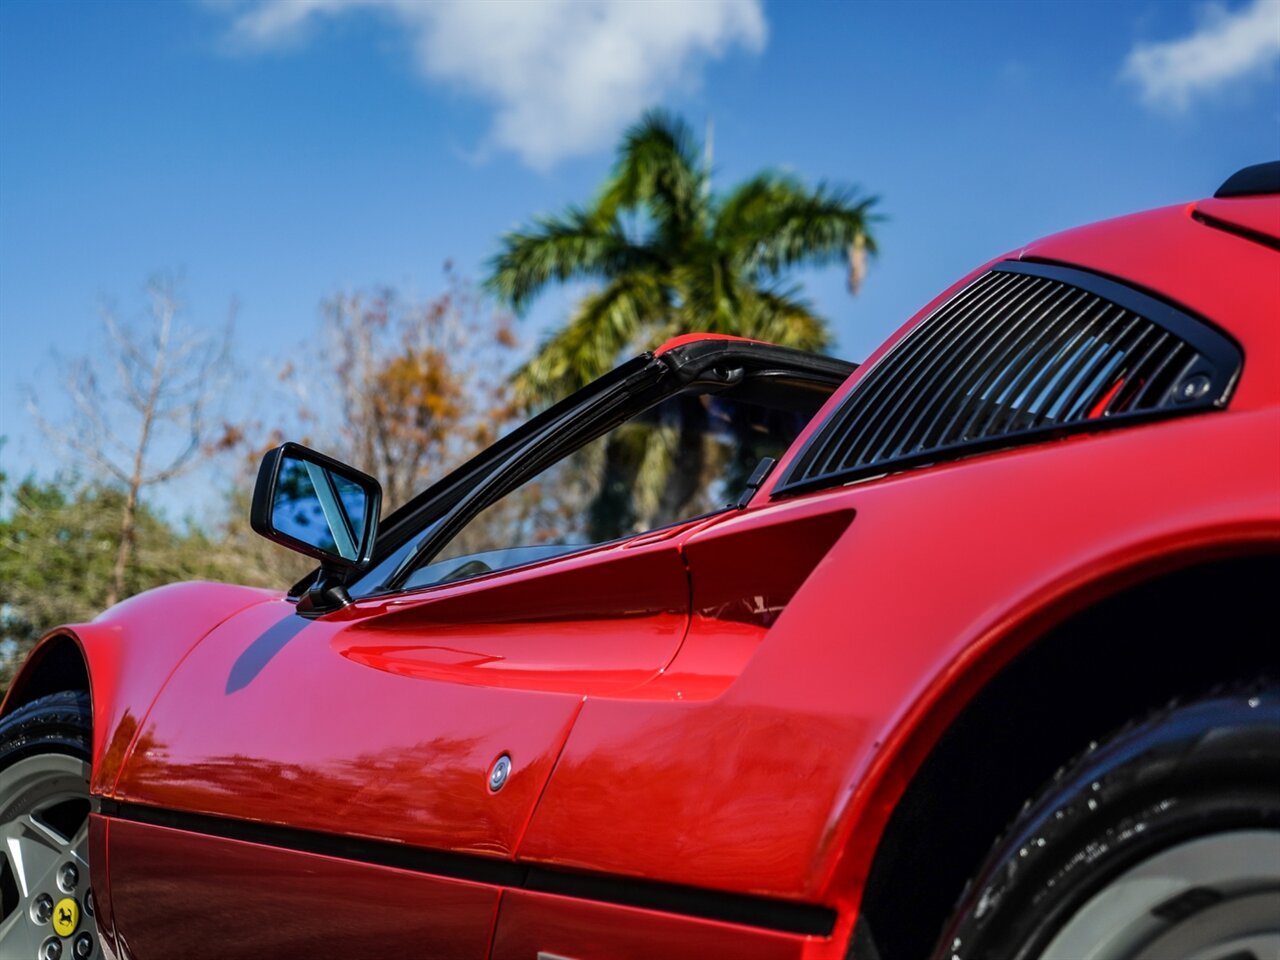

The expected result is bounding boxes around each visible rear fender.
[818,521,1280,911]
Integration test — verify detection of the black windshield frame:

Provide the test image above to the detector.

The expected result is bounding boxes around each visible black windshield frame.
[297,339,853,602]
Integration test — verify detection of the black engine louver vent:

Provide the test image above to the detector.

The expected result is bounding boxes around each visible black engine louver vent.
[777,260,1242,495]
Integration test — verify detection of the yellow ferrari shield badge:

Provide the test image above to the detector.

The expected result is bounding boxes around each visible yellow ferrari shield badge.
[52,896,79,936]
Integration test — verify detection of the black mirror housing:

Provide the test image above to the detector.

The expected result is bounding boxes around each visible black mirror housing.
[250,443,382,571]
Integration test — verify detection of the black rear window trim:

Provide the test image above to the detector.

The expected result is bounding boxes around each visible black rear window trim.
[771,259,1243,499]
[773,403,1200,498]
[1003,260,1242,377]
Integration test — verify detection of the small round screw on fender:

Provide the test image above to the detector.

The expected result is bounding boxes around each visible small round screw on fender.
[489,754,512,792]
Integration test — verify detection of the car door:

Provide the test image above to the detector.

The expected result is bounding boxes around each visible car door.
[102,338,853,959]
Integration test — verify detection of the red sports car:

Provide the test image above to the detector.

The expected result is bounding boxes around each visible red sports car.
[2,163,1277,960]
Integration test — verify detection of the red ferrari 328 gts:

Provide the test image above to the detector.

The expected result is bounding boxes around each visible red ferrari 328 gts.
[2,164,1277,960]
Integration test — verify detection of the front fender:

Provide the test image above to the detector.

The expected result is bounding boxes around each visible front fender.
[2,581,280,796]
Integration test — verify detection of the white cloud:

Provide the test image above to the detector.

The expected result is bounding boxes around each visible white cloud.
[1122,0,1280,111]
[220,0,767,169]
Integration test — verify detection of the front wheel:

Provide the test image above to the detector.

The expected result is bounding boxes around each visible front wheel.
[0,691,100,960]
[935,683,1280,960]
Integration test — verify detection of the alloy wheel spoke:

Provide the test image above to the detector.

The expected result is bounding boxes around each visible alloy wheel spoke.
[2,811,65,849]
[0,752,93,956]
[67,821,91,874]
[4,815,66,899]
[0,885,46,958]
[0,900,37,955]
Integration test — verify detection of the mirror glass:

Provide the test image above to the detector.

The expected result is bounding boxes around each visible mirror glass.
[272,453,370,561]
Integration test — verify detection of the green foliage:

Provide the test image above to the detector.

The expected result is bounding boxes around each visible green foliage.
[487,109,880,404]
[0,472,259,693]
[0,268,514,695]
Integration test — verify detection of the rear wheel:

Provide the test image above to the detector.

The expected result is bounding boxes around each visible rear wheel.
[0,691,99,960]
[933,684,1280,960]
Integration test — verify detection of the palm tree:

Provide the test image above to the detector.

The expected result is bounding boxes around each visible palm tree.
[487,109,880,404]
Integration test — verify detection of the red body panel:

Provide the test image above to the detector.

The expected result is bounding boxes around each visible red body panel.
[1193,195,1280,243]
[110,533,690,859]
[107,819,497,960]
[8,197,1276,957]
[490,890,836,960]
[521,405,1279,904]
[516,204,1280,908]
[0,581,279,795]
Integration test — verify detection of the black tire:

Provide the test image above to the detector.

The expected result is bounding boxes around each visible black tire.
[933,683,1280,960]
[0,690,96,956]
[0,691,92,773]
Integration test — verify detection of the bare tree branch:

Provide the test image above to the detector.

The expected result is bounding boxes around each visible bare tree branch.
[27,274,237,606]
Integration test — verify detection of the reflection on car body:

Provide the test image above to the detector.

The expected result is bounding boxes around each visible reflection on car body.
[1,163,1278,960]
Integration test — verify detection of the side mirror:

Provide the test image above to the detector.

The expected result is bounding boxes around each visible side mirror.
[251,443,381,571]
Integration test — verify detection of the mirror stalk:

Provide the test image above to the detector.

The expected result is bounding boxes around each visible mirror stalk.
[296,564,354,617]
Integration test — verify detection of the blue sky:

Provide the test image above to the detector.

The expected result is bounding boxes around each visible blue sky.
[1,0,1277,515]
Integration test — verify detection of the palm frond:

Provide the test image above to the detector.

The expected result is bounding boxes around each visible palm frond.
[718,178,881,283]
[491,112,882,395]
[737,287,833,352]
[669,256,751,338]
[486,207,654,313]
[632,421,678,525]
[597,110,709,235]
[514,273,670,403]
[713,172,806,241]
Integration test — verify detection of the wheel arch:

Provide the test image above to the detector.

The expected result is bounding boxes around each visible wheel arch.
[1,631,92,720]
[2,623,137,797]
[1,582,282,797]
[849,542,1280,960]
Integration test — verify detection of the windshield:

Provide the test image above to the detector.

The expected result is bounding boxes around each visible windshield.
[390,387,820,592]
[343,341,854,599]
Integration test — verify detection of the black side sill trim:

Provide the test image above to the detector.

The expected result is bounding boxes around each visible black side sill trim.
[96,799,837,937]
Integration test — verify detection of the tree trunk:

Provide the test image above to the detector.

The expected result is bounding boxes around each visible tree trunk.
[106,481,139,608]
[653,393,706,527]
[105,300,168,607]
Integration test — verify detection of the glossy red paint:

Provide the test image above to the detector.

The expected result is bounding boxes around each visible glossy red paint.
[110,529,696,862]
[490,889,844,960]
[521,407,1279,902]
[518,203,1280,906]
[107,819,498,959]
[624,500,856,702]
[334,528,693,695]
[0,582,279,795]
[653,332,767,355]
[87,815,116,958]
[5,192,1276,958]
[1192,195,1280,243]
